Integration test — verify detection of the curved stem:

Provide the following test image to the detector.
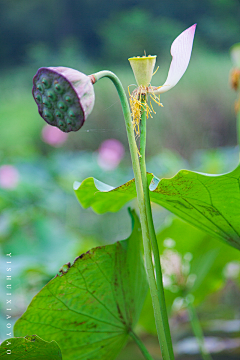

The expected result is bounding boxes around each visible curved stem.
[93,71,140,180]
[92,70,174,360]
[139,104,175,360]
[130,331,155,360]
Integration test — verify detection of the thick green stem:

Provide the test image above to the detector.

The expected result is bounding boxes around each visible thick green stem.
[186,300,213,360]
[139,105,175,359]
[130,331,155,360]
[93,71,141,185]
[237,109,240,155]
[92,70,175,360]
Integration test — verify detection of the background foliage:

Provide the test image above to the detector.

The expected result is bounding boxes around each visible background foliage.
[0,0,240,359]
[1,0,240,67]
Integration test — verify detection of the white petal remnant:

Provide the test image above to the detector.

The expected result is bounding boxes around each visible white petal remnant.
[154,24,196,94]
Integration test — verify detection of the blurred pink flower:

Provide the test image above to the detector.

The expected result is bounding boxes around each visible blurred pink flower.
[97,139,125,170]
[0,165,19,189]
[42,124,68,147]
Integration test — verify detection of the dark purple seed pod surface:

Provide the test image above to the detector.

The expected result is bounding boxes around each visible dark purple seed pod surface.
[32,67,95,132]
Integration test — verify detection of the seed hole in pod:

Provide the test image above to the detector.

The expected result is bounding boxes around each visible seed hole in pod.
[66,118,72,125]
[47,90,57,101]
[54,82,64,94]
[65,95,73,104]
[42,78,51,89]
[43,110,53,121]
[37,84,44,93]
[55,110,63,119]
[42,96,52,109]
[58,120,65,129]
[35,93,42,103]
[68,110,76,118]
[57,101,67,111]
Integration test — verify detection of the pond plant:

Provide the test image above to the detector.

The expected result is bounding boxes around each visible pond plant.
[1,24,240,360]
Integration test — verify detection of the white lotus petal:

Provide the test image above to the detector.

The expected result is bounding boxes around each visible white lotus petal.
[154,24,196,94]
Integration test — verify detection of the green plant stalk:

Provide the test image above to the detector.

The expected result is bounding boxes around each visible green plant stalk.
[130,331,155,360]
[139,103,175,359]
[186,300,213,360]
[237,108,240,155]
[92,70,174,360]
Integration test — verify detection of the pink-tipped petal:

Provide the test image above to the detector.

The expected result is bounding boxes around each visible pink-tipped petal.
[154,24,196,94]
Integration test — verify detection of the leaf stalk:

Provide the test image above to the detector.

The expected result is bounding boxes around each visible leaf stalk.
[93,70,175,360]
[130,331,155,360]
[139,103,175,360]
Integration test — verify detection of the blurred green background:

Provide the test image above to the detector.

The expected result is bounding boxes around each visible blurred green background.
[0,0,240,359]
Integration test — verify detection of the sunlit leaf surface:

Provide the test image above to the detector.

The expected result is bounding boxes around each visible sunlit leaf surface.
[14,210,148,360]
[73,177,139,214]
[74,167,240,250]
[150,167,240,250]
[0,335,62,360]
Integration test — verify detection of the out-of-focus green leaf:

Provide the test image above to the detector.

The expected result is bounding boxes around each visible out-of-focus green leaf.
[157,218,240,300]
[139,217,240,334]
[0,335,62,359]
[14,210,148,360]
[74,167,240,250]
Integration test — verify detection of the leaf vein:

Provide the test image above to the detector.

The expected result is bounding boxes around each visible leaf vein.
[44,286,124,329]
[20,318,123,334]
[74,264,124,327]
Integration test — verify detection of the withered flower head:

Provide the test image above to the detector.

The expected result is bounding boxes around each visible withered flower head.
[32,67,95,132]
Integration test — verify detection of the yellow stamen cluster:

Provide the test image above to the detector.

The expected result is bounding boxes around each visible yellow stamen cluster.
[128,85,163,138]
[230,69,240,114]
[230,68,240,91]
[235,98,240,113]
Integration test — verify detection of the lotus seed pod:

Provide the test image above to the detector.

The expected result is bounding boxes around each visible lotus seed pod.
[32,67,95,132]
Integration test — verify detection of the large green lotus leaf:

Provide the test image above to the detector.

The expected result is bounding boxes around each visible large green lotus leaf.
[0,335,62,359]
[14,210,148,360]
[74,167,240,250]
[149,167,240,250]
